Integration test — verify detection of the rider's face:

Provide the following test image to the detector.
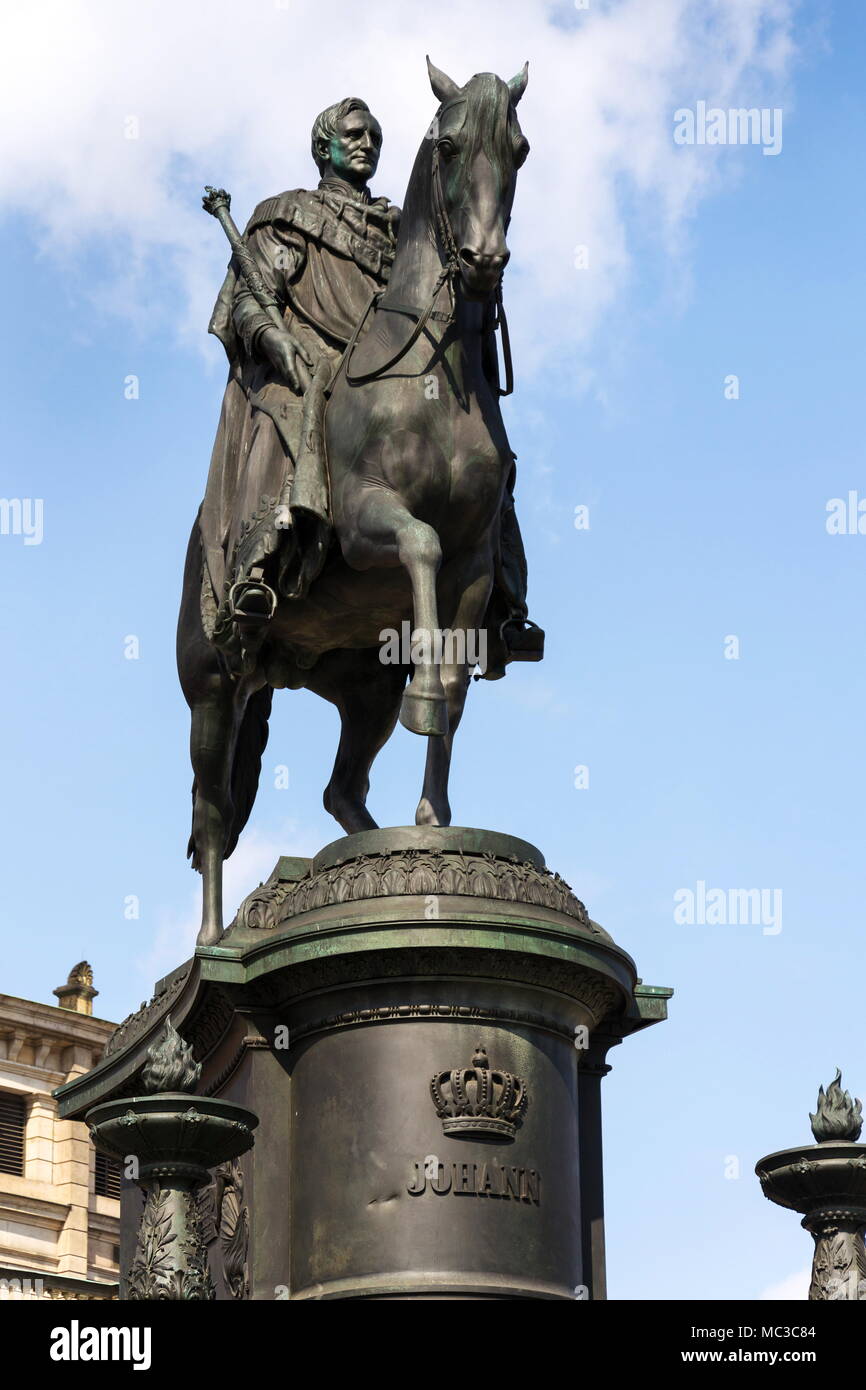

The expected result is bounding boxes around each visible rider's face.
[323,111,382,186]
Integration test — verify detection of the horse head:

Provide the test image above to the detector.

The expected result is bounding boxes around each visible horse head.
[426,57,530,299]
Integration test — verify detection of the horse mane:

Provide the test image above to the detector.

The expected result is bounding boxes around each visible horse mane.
[388,129,437,291]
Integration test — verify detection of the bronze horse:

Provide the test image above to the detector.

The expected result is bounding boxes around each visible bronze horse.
[178,60,533,944]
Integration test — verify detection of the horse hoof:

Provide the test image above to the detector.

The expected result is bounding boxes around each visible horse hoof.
[415,796,451,827]
[323,783,379,834]
[196,920,224,948]
[400,688,448,737]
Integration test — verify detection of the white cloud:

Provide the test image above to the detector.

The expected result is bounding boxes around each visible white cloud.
[0,0,797,379]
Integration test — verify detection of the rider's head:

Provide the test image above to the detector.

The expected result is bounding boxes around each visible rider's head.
[311,98,383,189]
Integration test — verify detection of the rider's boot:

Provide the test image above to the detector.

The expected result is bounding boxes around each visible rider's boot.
[229,565,277,636]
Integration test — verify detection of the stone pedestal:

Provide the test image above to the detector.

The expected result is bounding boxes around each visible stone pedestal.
[56,827,670,1300]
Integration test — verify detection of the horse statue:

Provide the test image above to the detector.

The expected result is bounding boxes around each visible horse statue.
[178,59,541,945]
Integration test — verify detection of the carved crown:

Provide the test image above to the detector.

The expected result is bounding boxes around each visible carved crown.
[431,1045,527,1141]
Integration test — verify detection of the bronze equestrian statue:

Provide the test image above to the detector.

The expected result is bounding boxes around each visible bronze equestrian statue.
[178,58,543,945]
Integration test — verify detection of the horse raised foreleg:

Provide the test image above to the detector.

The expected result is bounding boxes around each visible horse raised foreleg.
[347,493,448,737]
[393,512,448,735]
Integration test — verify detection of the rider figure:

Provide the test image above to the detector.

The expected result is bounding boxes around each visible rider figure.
[199,96,540,678]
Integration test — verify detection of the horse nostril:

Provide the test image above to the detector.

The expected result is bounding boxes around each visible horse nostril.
[460,248,510,274]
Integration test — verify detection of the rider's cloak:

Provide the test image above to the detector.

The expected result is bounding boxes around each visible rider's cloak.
[198,178,400,643]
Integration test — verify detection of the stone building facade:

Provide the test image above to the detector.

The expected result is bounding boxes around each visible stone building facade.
[0,964,119,1300]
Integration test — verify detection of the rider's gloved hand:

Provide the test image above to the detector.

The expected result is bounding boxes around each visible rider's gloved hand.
[260,325,314,393]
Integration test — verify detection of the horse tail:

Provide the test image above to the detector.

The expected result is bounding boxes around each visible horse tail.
[224,683,273,860]
[179,510,273,867]
[187,684,273,865]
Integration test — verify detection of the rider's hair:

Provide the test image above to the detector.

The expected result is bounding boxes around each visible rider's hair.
[310,98,375,174]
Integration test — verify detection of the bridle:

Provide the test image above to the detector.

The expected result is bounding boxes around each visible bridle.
[342,127,514,395]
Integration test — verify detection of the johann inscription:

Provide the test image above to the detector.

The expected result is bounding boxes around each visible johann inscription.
[408,1159,540,1202]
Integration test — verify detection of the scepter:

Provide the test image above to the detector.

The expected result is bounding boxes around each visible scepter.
[202,185,285,334]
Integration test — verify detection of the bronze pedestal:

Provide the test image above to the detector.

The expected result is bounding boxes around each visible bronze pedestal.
[58,827,669,1300]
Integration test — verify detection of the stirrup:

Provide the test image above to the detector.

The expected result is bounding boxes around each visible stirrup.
[500,617,545,661]
[228,579,277,627]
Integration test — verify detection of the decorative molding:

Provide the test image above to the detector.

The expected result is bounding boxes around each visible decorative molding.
[288,990,616,1045]
[216,1159,249,1300]
[186,989,236,1061]
[231,847,607,938]
[194,1161,250,1300]
[103,969,190,1059]
[203,1036,270,1098]
[232,947,623,1023]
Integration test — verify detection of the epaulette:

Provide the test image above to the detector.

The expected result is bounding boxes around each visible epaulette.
[244,189,313,236]
[243,188,397,279]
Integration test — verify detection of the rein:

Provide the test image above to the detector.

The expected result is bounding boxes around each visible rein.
[341,260,456,387]
[341,136,512,395]
[493,282,513,397]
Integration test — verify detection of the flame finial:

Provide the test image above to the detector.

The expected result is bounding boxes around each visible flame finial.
[141,1018,202,1095]
[810,1068,863,1143]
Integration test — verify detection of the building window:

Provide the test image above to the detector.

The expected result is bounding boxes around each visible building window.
[94,1151,122,1199]
[0,1092,26,1176]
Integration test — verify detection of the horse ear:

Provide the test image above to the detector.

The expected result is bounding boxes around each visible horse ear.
[426,55,461,104]
[508,61,529,105]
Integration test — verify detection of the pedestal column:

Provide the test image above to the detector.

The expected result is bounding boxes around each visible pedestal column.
[804,1207,866,1300]
[757,1070,866,1300]
[86,1021,258,1300]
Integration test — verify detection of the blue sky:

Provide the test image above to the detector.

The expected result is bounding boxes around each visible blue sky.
[1,0,863,1299]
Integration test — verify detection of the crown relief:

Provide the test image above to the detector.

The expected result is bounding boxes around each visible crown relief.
[431,1044,528,1141]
